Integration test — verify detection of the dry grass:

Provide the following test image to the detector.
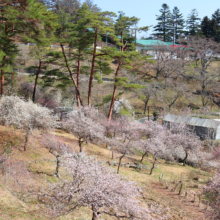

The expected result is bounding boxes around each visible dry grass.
[0,125,212,220]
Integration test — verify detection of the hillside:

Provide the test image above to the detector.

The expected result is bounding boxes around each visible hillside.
[0,125,212,220]
[13,43,220,118]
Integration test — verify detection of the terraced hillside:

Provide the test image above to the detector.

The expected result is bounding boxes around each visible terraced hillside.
[0,125,212,220]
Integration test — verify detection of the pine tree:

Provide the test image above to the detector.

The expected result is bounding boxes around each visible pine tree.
[25,4,58,103]
[171,7,185,43]
[212,9,220,25]
[212,9,220,42]
[186,9,201,36]
[154,4,172,42]
[210,18,220,42]
[42,0,80,15]
[56,4,93,107]
[53,3,115,106]
[0,0,47,96]
[84,0,100,12]
[201,16,212,38]
[115,11,139,51]
[85,10,116,106]
[100,47,143,121]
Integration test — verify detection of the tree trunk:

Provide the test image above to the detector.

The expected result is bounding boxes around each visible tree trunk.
[178,182,183,195]
[55,155,61,178]
[1,55,6,96]
[76,51,81,107]
[140,151,148,162]
[108,31,124,120]
[60,43,83,107]
[168,105,171,112]
[156,70,160,80]
[183,151,188,166]
[0,68,4,96]
[117,153,125,174]
[150,154,157,175]
[24,128,31,151]
[111,150,114,159]
[32,59,41,103]
[121,31,123,52]
[143,100,149,114]
[88,28,98,106]
[108,61,122,121]
[79,139,83,153]
[1,25,8,96]
[92,205,98,220]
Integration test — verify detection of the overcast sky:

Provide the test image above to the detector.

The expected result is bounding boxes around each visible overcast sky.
[90,0,220,39]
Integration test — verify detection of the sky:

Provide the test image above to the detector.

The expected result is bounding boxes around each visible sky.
[89,0,220,39]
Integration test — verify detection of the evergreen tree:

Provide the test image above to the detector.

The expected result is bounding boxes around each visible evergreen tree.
[0,0,50,96]
[55,5,93,107]
[100,47,143,120]
[171,7,185,43]
[52,3,116,106]
[84,0,100,12]
[212,9,220,25]
[85,10,116,106]
[26,5,58,103]
[115,11,139,51]
[212,9,220,42]
[210,18,220,42]
[201,16,211,38]
[186,9,201,36]
[154,4,172,42]
[41,0,80,15]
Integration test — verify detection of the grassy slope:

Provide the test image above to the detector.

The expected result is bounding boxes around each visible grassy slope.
[0,125,212,220]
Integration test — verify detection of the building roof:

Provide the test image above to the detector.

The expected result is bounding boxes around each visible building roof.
[136,39,173,46]
[136,39,192,51]
[163,114,220,129]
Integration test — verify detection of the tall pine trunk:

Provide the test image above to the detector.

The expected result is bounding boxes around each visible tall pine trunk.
[108,61,122,121]
[0,67,4,96]
[32,59,41,103]
[108,31,124,121]
[1,25,8,96]
[60,43,83,107]
[76,51,81,107]
[88,28,98,106]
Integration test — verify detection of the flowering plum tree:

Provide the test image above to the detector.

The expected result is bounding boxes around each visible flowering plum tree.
[168,124,202,166]
[0,96,57,151]
[40,152,153,219]
[135,121,171,174]
[62,107,105,152]
[0,158,33,197]
[138,121,167,163]
[212,146,220,160]
[204,173,220,219]
[42,134,73,177]
[103,116,143,173]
